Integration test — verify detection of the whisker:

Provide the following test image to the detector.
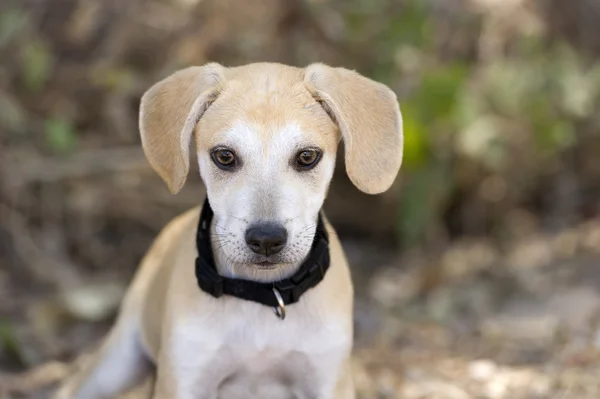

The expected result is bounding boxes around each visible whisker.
[213,242,230,253]
[227,214,249,223]
[284,214,304,224]
[214,224,230,232]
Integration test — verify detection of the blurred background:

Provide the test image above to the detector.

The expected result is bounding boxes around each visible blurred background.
[1,0,600,397]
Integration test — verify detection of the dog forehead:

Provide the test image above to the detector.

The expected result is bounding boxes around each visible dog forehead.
[225,62,304,85]
[196,65,339,149]
[217,120,307,152]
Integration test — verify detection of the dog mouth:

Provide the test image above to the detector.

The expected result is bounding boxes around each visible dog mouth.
[253,260,279,270]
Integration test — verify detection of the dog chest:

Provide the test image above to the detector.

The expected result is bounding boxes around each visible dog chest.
[169,299,350,398]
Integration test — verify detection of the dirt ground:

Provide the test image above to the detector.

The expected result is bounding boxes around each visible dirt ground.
[2,216,600,399]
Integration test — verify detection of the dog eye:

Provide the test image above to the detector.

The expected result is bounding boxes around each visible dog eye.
[296,149,321,170]
[211,148,237,170]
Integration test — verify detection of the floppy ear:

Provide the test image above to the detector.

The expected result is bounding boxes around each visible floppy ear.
[304,63,403,194]
[139,63,226,194]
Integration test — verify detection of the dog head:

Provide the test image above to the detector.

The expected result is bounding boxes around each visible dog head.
[139,62,403,281]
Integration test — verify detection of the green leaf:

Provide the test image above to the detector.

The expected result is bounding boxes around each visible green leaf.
[413,63,470,124]
[0,93,27,132]
[398,164,450,246]
[45,117,77,153]
[457,114,506,169]
[401,105,429,170]
[532,116,575,157]
[0,319,25,367]
[480,59,544,118]
[21,39,54,91]
[0,8,26,47]
[344,11,369,36]
[369,59,396,85]
[383,0,432,49]
[91,65,136,92]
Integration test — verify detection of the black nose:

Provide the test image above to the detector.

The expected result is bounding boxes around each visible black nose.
[245,224,288,256]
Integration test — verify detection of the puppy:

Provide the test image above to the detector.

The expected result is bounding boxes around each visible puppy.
[53,62,403,399]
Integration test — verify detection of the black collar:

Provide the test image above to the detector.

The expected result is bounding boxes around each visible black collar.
[194,198,330,318]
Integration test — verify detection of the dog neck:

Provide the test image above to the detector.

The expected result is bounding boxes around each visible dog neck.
[195,197,331,317]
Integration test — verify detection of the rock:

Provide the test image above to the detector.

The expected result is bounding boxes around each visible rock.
[441,240,497,280]
[480,313,560,343]
[481,287,600,344]
[368,268,420,308]
[353,299,385,345]
[544,287,600,332]
[58,282,126,322]
[469,360,552,399]
[506,237,553,271]
[401,377,471,399]
[468,359,498,381]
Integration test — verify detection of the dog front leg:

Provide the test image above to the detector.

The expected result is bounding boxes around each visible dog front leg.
[53,318,152,399]
[151,348,218,399]
[332,365,356,399]
[313,357,355,399]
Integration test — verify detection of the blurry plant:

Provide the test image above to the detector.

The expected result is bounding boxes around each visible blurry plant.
[337,0,600,245]
[91,65,137,92]
[0,92,27,133]
[398,164,453,246]
[340,0,465,245]
[45,117,77,154]
[20,38,54,92]
[401,109,429,169]
[0,0,598,252]
[415,64,470,125]
[397,63,469,245]
[457,40,600,165]
[0,319,27,368]
[554,44,600,119]
[0,8,26,48]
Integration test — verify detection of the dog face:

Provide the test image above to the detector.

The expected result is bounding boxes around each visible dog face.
[194,74,339,280]
[139,63,403,281]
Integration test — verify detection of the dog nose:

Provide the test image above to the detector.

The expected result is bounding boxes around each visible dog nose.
[245,224,288,256]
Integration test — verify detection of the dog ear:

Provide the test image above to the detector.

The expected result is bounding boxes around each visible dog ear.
[304,63,403,194]
[139,63,226,194]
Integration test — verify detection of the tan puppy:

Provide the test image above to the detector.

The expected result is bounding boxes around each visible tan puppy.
[53,62,403,399]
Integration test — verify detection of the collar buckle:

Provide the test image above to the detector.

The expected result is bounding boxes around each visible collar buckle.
[272,288,286,320]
